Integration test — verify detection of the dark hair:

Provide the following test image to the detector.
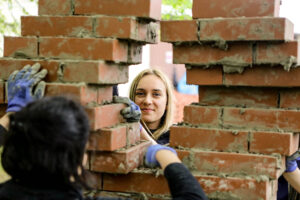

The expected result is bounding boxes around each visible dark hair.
[1,96,90,187]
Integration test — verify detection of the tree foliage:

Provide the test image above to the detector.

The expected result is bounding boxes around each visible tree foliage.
[0,0,37,36]
[162,0,192,20]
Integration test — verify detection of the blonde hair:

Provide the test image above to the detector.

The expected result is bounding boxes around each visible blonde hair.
[129,68,175,140]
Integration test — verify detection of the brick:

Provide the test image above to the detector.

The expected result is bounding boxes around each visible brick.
[39,37,128,62]
[224,65,300,87]
[87,126,127,151]
[161,18,294,43]
[95,16,158,43]
[128,43,143,64]
[198,17,294,42]
[198,86,278,107]
[256,41,300,67]
[87,122,140,151]
[223,107,300,132]
[38,0,72,15]
[74,0,162,20]
[62,61,129,84]
[0,82,4,103]
[186,67,223,85]
[86,104,126,131]
[4,37,38,58]
[173,43,252,65]
[160,20,198,42]
[45,83,112,105]
[21,16,93,37]
[197,175,277,200]
[280,88,300,108]
[250,131,299,156]
[179,150,282,179]
[90,141,151,174]
[0,58,60,82]
[126,122,141,147]
[170,126,248,152]
[103,170,170,195]
[192,0,280,18]
[183,105,221,127]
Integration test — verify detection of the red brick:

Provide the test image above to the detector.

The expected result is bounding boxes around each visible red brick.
[95,16,158,43]
[62,61,129,84]
[170,126,248,152]
[74,0,162,20]
[39,37,128,62]
[223,107,300,132]
[256,41,300,66]
[87,122,140,151]
[0,82,4,103]
[198,86,278,107]
[280,89,300,108]
[86,104,126,131]
[0,58,60,82]
[160,20,198,42]
[38,0,72,15]
[179,150,282,179]
[126,122,141,147]
[186,67,223,85]
[45,83,112,105]
[192,0,280,18]
[90,141,151,174]
[197,175,277,200]
[87,126,127,151]
[198,17,294,42]
[224,65,300,87]
[103,170,170,195]
[128,43,143,64]
[4,37,38,58]
[183,105,221,127]
[250,131,299,156]
[173,43,252,65]
[21,16,93,37]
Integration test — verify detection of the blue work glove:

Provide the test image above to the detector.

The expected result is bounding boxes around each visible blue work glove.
[113,96,141,122]
[6,63,48,112]
[145,144,177,168]
[285,150,300,172]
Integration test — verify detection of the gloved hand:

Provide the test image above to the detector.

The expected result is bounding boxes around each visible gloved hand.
[285,150,300,172]
[6,63,48,112]
[113,96,141,122]
[145,144,177,168]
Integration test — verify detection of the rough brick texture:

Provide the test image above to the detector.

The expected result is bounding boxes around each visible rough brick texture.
[74,0,162,20]
[192,0,281,18]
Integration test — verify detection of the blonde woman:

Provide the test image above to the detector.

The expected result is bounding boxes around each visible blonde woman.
[129,69,175,145]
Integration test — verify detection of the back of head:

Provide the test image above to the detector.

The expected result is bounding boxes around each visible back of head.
[1,96,90,186]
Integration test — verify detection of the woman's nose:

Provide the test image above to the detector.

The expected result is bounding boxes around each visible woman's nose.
[143,94,152,105]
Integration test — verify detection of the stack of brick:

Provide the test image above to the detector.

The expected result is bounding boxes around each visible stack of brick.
[161,0,300,199]
[0,0,161,198]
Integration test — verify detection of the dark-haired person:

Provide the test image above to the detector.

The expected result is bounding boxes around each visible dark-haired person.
[0,64,208,200]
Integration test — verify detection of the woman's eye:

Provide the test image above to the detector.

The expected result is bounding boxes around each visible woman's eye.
[135,92,144,96]
[153,93,161,97]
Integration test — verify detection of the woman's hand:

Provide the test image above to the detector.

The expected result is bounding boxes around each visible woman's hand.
[6,63,47,112]
[113,96,141,122]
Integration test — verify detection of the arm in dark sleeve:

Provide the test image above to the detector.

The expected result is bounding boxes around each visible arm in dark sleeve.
[164,163,208,200]
[0,124,8,146]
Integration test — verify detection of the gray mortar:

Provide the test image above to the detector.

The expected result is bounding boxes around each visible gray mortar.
[223,65,245,74]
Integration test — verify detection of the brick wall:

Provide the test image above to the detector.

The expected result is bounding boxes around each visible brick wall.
[161,0,300,199]
[1,0,300,199]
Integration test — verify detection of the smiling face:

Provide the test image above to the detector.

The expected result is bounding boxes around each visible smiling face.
[134,74,168,130]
